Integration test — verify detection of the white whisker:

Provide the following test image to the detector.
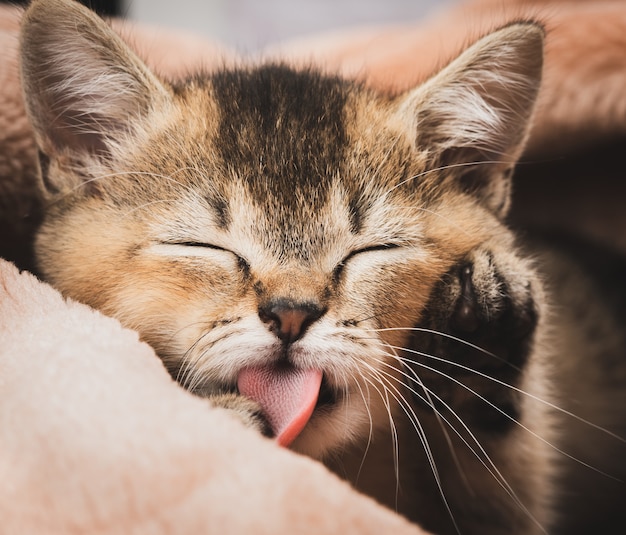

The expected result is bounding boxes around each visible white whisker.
[50,166,203,206]
[390,345,624,481]
[360,360,462,535]
[369,326,506,366]
[394,345,475,495]
[373,349,547,534]
[385,160,508,195]
[383,340,626,444]
[351,373,376,485]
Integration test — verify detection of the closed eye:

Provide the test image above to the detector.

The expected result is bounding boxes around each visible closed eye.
[156,241,250,274]
[333,243,400,282]
[167,241,225,250]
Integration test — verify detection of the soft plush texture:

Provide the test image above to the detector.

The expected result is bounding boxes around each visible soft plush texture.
[0,260,427,534]
[1,0,625,533]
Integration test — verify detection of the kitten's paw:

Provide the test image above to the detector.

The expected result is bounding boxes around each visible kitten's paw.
[447,248,538,368]
[210,393,273,438]
[408,246,539,431]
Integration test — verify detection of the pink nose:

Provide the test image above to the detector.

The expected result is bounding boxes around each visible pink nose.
[258,300,324,343]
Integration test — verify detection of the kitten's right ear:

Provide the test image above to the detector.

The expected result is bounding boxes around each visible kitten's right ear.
[395,23,544,218]
[20,0,171,161]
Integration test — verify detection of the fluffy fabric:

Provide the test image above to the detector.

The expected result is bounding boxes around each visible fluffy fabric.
[1,0,625,533]
[0,260,425,534]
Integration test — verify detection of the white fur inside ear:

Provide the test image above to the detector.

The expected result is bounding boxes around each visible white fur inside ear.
[398,23,544,161]
[415,69,528,154]
[46,52,150,120]
[20,0,170,156]
[394,23,543,217]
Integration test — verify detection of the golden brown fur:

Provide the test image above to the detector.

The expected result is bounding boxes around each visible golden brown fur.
[20,1,626,534]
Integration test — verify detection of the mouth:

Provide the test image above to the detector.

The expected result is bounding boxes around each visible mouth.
[237,364,341,447]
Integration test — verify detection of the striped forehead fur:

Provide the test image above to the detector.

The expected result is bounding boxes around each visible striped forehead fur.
[167,65,423,257]
[209,65,349,207]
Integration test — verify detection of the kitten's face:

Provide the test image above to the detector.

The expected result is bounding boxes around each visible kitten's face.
[22,0,542,458]
[36,73,505,456]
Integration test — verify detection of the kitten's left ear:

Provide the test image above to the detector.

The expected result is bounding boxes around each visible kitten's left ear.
[396,23,544,217]
[19,0,172,160]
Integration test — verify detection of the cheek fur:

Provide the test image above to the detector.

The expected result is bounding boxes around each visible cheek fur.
[108,257,251,339]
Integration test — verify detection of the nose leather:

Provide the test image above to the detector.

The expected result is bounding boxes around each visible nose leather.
[275,308,310,343]
[259,300,324,343]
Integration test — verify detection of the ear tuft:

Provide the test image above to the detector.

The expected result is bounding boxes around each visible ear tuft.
[20,0,171,158]
[397,23,544,217]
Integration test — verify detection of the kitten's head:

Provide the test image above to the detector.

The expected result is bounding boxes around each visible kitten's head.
[21,0,543,457]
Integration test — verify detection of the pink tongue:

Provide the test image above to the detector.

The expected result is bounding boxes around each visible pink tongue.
[237,366,323,447]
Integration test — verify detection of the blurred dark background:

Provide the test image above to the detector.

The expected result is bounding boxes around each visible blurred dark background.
[1,0,120,15]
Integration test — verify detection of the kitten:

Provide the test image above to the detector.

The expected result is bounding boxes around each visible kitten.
[20,0,626,534]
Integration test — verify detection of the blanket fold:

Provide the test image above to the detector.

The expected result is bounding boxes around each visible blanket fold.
[0,260,426,535]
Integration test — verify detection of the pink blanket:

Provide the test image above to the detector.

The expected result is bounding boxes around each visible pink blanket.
[0,261,424,534]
